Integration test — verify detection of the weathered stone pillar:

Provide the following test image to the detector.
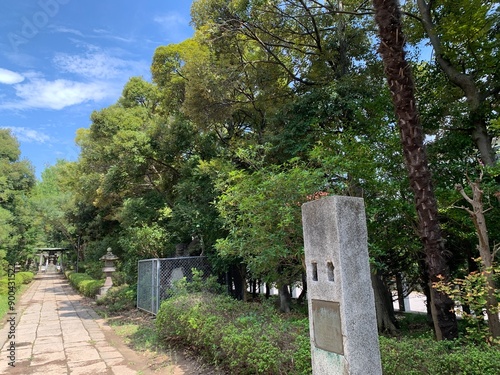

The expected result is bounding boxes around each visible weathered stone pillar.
[97,248,118,299]
[301,196,382,375]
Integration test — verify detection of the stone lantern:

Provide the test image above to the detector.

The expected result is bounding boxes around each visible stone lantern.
[98,247,118,299]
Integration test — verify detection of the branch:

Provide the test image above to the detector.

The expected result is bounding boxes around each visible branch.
[480,85,500,102]
[455,184,474,206]
[451,204,474,217]
[416,0,480,107]
[240,22,314,85]
[401,11,423,23]
[493,243,500,259]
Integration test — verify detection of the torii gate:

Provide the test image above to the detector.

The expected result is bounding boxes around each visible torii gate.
[34,247,70,273]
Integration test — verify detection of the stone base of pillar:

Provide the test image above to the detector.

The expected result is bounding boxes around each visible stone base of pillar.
[96,285,111,300]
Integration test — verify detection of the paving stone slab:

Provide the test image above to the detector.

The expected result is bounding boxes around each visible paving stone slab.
[30,350,66,366]
[110,364,138,375]
[0,274,138,375]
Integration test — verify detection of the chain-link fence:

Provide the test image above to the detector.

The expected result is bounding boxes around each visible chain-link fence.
[137,256,211,314]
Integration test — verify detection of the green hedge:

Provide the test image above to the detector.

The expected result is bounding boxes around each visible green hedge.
[156,293,500,375]
[16,272,34,284]
[0,272,34,295]
[380,336,500,375]
[156,293,311,375]
[65,271,104,298]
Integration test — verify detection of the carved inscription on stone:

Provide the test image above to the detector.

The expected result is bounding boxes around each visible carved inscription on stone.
[311,299,344,355]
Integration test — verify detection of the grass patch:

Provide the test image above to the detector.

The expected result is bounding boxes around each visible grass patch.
[93,299,166,354]
[109,319,162,352]
[0,282,33,321]
[0,294,8,321]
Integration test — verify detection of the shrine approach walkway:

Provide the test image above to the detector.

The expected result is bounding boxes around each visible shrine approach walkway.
[0,272,145,375]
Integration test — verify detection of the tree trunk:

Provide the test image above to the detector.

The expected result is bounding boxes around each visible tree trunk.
[416,0,496,167]
[456,179,500,338]
[372,0,458,340]
[371,270,398,334]
[396,272,406,312]
[297,272,307,304]
[228,264,247,301]
[278,284,292,313]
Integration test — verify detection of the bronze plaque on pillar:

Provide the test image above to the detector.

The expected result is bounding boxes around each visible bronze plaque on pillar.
[311,299,343,355]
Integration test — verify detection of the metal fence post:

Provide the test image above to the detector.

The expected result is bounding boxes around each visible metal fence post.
[137,256,211,315]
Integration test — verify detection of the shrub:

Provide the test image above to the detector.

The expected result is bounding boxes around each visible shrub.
[0,278,9,295]
[156,292,500,375]
[169,268,224,297]
[111,271,127,286]
[66,272,103,298]
[380,335,500,375]
[96,284,136,312]
[80,279,104,298]
[156,293,310,374]
[434,265,500,345]
[16,272,34,284]
[0,272,34,294]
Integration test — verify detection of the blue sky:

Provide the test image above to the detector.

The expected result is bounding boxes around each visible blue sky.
[0,0,194,178]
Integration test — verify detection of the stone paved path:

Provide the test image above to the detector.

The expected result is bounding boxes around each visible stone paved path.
[0,273,147,375]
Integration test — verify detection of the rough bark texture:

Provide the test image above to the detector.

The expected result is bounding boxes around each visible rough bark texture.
[372,0,458,340]
[371,271,399,334]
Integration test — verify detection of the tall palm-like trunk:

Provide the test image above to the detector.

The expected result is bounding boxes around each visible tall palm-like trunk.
[372,0,458,340]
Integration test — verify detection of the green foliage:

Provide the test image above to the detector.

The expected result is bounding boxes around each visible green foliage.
[0,279,8,295]
[66,272,103,298]
[29,160,76,250]
[434,264,500,344]
[0,280,32,320]
[0,276,18,295]
[0,129,37,264]
[0,272,32,295]
[215,161,326,286]
[15,271,34,284]
[20,0,499,355]
[96,284,136,313]
[380,335,500,375]
[156,292,310,374]
[156,292,500,374]
[170,268,224,297]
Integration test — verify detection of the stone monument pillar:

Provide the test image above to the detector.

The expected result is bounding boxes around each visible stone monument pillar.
[98,248,118,299]
[301,196,382,375]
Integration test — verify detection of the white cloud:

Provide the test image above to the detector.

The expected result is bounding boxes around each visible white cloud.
[154,12,191,41]
[54,52,129,79]
[53,50,147,80]
[0,68,25,84]
[92,29,135,43]
[2,126,51,143]
[6,78,112,110]
[48,25,85,37]
[1,48,148,111]
[154,13,188,28]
